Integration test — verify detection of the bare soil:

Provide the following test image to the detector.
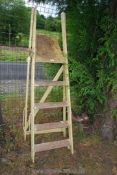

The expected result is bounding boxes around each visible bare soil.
[0,98,117,175]
[36,34,65,63]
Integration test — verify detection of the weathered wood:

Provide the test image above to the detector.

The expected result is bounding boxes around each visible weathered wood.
[63,63,67,137]
[26,128,64,135]
[30,7,36,163]
[35,139,70,152]
[61,12,74,154]
[35,81,65,87]
[29,7,34,49]
[24,57,31,141]
[24,10,74,163]
[34,121,68,132]
[34,102,68,110]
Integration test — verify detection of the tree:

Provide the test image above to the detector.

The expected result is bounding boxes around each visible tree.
[0,0,31,45]
[37,13,45,29]
[45,16,61,32]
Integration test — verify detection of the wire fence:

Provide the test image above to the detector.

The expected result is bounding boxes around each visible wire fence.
[0,1,62,124]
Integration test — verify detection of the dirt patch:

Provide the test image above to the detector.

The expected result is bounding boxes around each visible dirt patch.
[0,98,117,175]
[36,34,66,63]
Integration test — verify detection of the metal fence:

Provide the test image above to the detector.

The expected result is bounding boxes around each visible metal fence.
[0,1,60,123]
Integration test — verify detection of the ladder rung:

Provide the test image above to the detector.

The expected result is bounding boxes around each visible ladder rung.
[34,121,69,132]
[35,81,66,87]
[35,139,70,153]
[34,102,68,110]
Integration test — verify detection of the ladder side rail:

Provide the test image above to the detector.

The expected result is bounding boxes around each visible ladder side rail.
[63,67,67,137]
[29,7,35,49]
[61,12,74,153]
[61,12,67,137]
[24,8,34,139]
[30,7,36,163]
[24,56,31,140]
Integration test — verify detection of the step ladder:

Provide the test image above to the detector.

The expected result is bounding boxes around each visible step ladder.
[23,7,74,163]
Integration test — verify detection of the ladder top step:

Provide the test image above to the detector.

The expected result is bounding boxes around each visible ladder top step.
[34,121,69,132]
[35,81,65,87]
[35,139,70,153]
[34,102,68,110]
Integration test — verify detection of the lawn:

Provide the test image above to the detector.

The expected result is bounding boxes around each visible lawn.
[0,49,28,62]
[37,29,60,38]
[0,29,60,62]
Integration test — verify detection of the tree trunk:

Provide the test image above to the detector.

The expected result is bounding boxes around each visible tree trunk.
[101,91,117,141]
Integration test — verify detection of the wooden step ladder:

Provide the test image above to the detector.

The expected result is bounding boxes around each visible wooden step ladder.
[23,7,74,163]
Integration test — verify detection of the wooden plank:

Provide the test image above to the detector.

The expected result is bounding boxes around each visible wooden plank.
[35,81,65,87]
[35,139,70,152]
[34,102,68,110]
[29,7,34,49]
[61,12,74,154]
[26,128,64,135]
[34,121,68,132]
[30,7,37,163]
[24,57,31,141]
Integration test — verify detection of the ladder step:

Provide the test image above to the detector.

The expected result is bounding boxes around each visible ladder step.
[34,102,68,110]
[35,81,66,87]
[35,139,70,153]
[34,121,69,132]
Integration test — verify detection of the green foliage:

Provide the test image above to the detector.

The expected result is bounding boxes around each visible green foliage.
[0,0,31,45]
[37,13,46,29]
[66,1,117,120]
[45,16,61,32]
[112,108,117,120]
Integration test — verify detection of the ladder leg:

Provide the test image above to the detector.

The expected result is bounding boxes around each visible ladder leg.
[31,7,36,163]
[68,105,74,154]
[65,64,74,154]
[24,57,31,141]
[31,58,35,163]
[63,66,67,137]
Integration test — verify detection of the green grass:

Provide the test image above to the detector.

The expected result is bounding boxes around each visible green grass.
[0,29,60,61]
[19,35,29,47]
[0,49,28,61]
[37,29,60,38]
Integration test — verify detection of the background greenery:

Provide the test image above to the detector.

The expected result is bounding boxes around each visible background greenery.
[0,0,117,122]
